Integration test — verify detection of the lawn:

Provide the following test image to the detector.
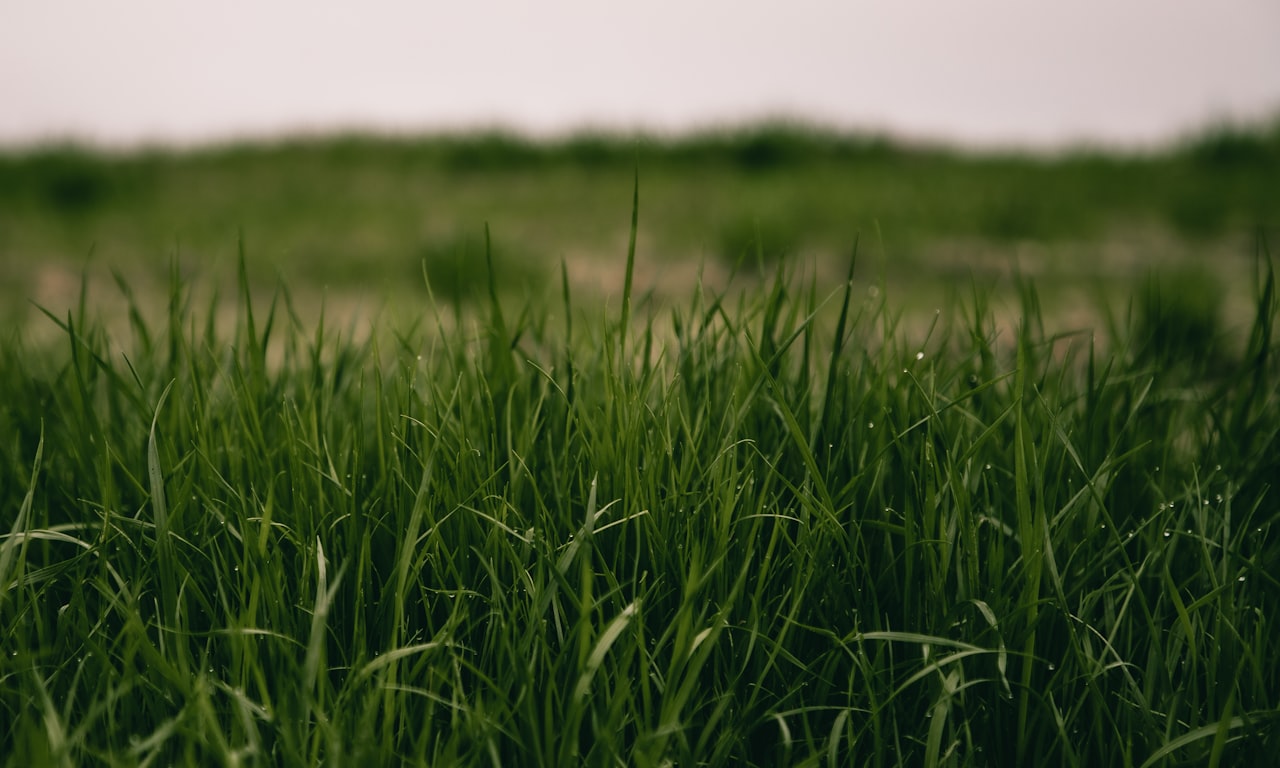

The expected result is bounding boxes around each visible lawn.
[1,125,1278,765]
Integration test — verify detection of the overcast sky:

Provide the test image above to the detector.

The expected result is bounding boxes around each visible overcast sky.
[3,1,1279,150]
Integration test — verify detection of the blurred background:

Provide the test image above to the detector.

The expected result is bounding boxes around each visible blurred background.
[5,1,1280,149]
[3,1,1279,338]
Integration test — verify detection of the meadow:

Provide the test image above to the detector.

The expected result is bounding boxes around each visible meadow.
[2,122,1276,330]
[1,125,1278,765]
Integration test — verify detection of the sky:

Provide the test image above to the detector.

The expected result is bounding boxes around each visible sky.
[3,1,1279,150]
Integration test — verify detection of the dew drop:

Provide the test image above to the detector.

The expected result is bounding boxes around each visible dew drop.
[915,351,925,361]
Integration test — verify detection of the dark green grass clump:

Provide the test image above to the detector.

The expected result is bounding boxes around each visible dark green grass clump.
[2,241,1279,766]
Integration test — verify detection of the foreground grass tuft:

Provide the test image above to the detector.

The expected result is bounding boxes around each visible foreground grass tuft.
[2,236,1279,766]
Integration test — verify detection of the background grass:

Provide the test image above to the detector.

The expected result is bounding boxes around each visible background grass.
[2,120,1277,335]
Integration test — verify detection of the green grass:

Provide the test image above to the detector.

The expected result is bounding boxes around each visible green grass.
[2,182,1279,765]
[3,121,1277,334]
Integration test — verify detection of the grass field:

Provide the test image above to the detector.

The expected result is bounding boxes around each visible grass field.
[2,126,1279,765]
[3,122,1277,332]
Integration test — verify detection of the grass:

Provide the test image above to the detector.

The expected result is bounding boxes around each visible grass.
[3,121,1277,335]
[2,172,1279,764]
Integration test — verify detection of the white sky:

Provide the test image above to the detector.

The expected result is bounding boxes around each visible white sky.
[3,1,1279,149]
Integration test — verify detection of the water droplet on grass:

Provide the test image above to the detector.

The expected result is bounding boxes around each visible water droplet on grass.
[915,351,925,361]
